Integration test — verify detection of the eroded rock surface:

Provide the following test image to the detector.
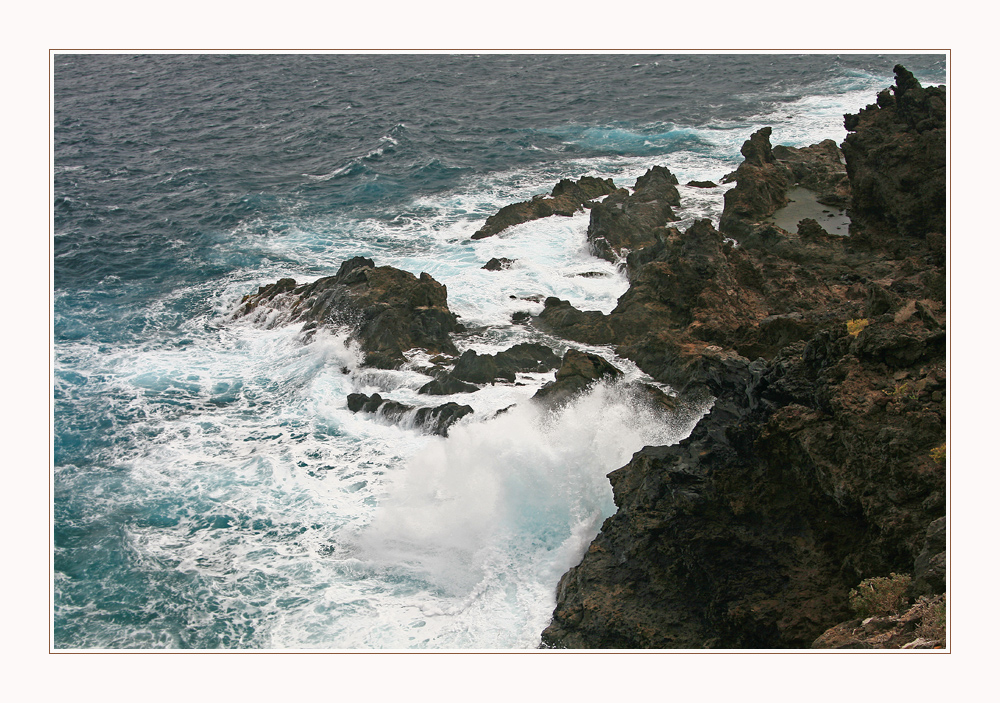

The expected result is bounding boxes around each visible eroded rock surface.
[842,65,946,246]
[541,68,947,649]
[236,256,462,368]
[471,176,617,240]
[587,165,681,264]
[346,392,473,436]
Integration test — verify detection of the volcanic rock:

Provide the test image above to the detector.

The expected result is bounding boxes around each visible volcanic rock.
[535,297,616,346]
[841,65,946,245]
[587,165,681,264]
[345,392,473,436]
[718,127,790,239]
[533,349,622,405]
[541,68,947,649]
[236,257,462,368]
[471,176,617,239]
[772,139,850,207]
[450,342,561,384]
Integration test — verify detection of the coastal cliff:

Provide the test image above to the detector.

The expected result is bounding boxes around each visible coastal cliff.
[540,65,947,649]
[237,66,946,649]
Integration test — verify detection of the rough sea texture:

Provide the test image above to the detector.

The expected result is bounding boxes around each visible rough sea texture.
[53,53,946,649]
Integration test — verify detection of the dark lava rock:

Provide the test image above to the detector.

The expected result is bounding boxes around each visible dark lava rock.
[587,165,681,263]
[719,127,790,239]
[910,517,946,598]
[472,176,617,239]
[345,392,472,436]
[482,257,515,271]
[686,180,717,188]
[236,257,462,369]
[533,349,622,406]
[417,374,480,395]
[535,297,616,346]
[772,139,850,207]
[796,218,828,239]
[841,65,946,244]
[451,342,561,384]
[540,69,946,649]
[510,310,531,325]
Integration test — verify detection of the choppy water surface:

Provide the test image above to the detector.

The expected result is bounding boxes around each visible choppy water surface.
[53,53,946,648]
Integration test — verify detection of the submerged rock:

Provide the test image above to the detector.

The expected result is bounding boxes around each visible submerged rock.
[417,374,480,395]
[482,257,515,271]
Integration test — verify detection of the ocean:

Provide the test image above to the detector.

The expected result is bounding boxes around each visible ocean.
[53,52,947,649]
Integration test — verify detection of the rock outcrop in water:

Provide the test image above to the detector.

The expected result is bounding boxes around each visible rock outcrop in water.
[236,256,463,368]
[540,66,947,649]
[586,165,681,265]
[346,392,473,436]
[532,349,623,406]
[471,176,617,239]
[451,342,561,384]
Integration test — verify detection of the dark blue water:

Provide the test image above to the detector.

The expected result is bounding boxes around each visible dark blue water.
[53,53,947,649]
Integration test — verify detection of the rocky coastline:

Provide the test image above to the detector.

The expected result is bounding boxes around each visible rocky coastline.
[237,65,946,648]
[539,65,946,649]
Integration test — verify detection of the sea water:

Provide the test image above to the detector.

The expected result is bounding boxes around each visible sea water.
[53,53,946,649]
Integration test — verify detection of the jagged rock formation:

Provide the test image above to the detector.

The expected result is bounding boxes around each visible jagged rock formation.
[720,130,851,240]
[842,64,946,246]
[772,139,849,207]
[540,67,946,649]
[451,342,561,384]
[718,127,790,238]
[236,256,462,368]
[471,176,617,239]
[587,165,681,265]
[346,392,473,436]
[533,349,622,406]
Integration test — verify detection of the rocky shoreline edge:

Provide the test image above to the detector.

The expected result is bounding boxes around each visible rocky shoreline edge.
[236,66,946,649]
